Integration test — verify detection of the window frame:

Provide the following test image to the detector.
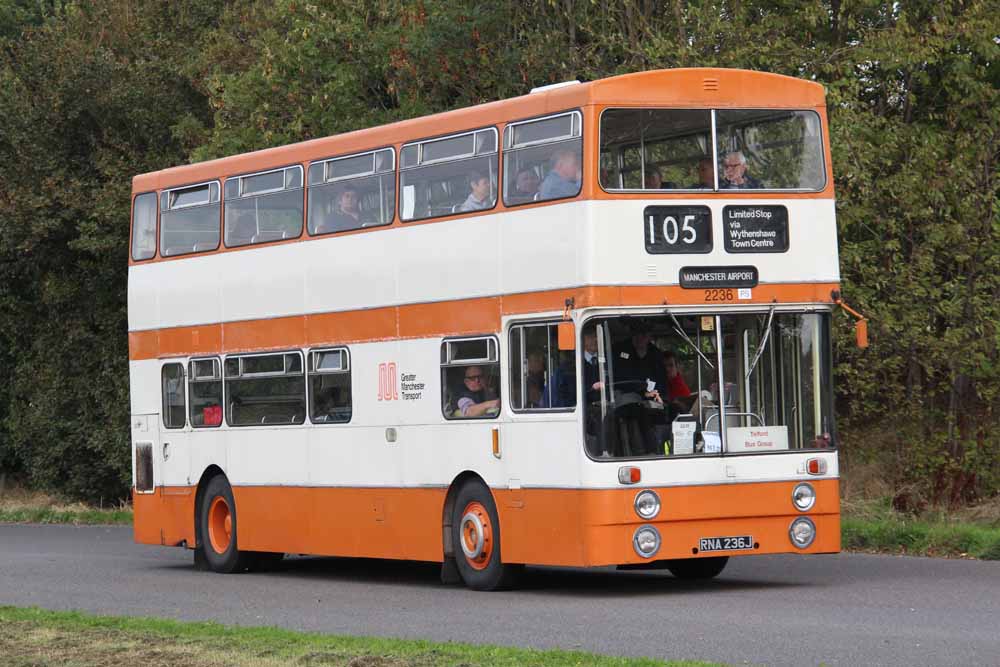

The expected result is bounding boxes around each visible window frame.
[161,362,187,429]
[307,146,397,235]
[188,356,223,429]
[598,106,827,194]
[223,350,306,428]
[501,109,583,208]
[399,126,500,223]
[131,191,158,261]
[159,179,222,257]
[307,347,353,425]
[440,335,501,421]
[508,320,577,414]
[222,165,305,248]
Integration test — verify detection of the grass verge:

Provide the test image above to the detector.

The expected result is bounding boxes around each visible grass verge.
[0,606,711,667]
[841,499,1000,560]
[0,487,131,526]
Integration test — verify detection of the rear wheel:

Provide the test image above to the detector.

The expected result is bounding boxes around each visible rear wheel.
[198,475,253,573]
[666,556,728,580]
[452,481,520,591]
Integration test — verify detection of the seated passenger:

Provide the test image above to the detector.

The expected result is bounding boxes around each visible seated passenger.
[720,151,762,189]
[316,186,361,234]
[688,157,715,189]
[644,167,676,190]
[663,351,694,408]
[456,365,499,417]
[458,171,493,212]
[539,149,581,199]
[513,167,540,200]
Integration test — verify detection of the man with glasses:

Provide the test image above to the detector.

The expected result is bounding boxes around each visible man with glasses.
[720,151,762,189]
[456,365,499,418]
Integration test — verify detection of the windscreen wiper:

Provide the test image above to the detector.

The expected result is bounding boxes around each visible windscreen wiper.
[745,306,776,381]
[666,311,714,369]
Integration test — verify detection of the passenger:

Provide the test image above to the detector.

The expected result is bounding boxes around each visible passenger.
[719,151,762,189]
[458,171,493,212]
[456,365,499,417]
[689,157,715,189]
[617,322,667,403]
[582,330,606,403]
[513,168,540,199]
[663,351,694,407]
[539,149,581,199]
[644,167,676,190]
[317,186,361,233]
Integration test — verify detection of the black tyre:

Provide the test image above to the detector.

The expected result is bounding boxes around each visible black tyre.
[197,475,253,573]
[666,556,728,580]
[451,481,521,591]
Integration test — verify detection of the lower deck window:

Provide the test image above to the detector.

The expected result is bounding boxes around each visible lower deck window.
[441,337,501,419]
[309,348,352,423]
[225,352,306,426]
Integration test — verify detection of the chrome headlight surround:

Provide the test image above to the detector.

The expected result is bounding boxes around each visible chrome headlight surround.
[792,482,816,512]
[789,517,817,549]
[633,490,661,520]
[632,525,662,558]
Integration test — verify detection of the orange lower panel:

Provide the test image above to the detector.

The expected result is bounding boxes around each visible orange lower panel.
[133,479,840,567]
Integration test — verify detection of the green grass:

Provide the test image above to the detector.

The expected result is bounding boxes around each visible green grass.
[841,514,1000,560]
[0,506,132,525]
[0,606,711,667]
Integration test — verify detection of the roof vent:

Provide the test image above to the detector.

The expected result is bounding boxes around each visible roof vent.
[703,78,720,91]
[530,80,581,94]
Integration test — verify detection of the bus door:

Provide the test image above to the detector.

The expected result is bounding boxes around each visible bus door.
[158,360,192,488]
[502,321,582,565]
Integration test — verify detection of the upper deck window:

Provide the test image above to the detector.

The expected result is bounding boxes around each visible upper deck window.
[400,128,498,222]
[600,109,713,191]
[600,108,825,192]
[160,181,221,257]
[224,165,304,248]
[715,110,825,191]
[131,192,157,261]
[502,111,582,206]
[308,148,395,235]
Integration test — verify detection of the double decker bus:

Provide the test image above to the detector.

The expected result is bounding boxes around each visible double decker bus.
[129,68,846,590]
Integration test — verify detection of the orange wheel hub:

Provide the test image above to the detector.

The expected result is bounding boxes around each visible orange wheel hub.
[207,496,232,555]
[459,501,493,571]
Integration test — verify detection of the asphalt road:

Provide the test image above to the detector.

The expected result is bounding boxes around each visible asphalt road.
[1,524,998,666]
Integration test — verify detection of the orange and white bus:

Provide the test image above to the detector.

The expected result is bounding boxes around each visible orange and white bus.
[130,68,845,590]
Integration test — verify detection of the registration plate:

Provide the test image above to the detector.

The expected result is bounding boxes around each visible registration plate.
[699,535,754,552]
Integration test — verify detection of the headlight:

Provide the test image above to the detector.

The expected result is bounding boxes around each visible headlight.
[792,482,816,511]
[634,490,661,520]
[789,517,816,549]
[632,526,661,558]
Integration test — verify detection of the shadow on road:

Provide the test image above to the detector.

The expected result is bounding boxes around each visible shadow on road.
[157,554,808,597]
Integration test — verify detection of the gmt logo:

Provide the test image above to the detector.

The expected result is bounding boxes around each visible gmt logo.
[377,362,398,401]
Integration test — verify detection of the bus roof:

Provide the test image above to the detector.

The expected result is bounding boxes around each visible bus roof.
[133,68,825,193]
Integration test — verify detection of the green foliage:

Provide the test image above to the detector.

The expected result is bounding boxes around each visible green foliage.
[0,0,997,504]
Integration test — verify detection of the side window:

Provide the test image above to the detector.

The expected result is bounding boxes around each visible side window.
[440,337,500,420]
[509,323,577,411]
[160,181,221,257]
[161,363,186,428]
[308,348,352,423]
[188,358,222,428]
[224,165,303,247]
[225,352,305,426]
[400,128,498,222]
[308,148,395,235]
[131,192,157,260]
[503,111,582,206]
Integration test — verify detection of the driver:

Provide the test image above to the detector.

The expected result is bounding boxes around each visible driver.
[456,365,499,417]
[616,321,667,404]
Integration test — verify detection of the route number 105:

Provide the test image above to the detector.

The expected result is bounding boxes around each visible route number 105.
[643,205,712,254]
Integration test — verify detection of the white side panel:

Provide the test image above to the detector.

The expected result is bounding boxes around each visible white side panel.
[129,360,162,416]
[128,198,839,333]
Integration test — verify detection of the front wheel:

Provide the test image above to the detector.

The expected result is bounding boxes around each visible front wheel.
[198,475,253,573]
[451,482,521,591]
[666,556,728,580]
